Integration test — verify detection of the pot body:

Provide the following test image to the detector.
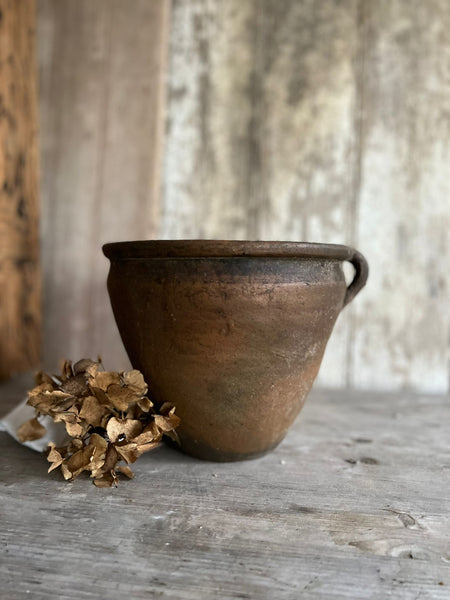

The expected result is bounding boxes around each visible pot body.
[103,241,368,461]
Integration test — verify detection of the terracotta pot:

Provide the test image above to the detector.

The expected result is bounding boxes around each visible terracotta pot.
[103,241,368,461]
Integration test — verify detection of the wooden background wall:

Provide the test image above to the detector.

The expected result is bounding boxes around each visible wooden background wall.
[36,0,450,394]
[37,0,168,369]
[0,0,41,380]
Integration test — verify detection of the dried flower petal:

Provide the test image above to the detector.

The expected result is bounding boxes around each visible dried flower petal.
[73,358,98,376]
[60,373,88,396]
[137,397,153,412]
[117,465,134,479]
[154,413,181,433]
[89,386,110,405]
[106,417,142,443]
[52,409,77,424]
[28,382,54,398]
[28,389,73,414]
[116,440,161,464]
[93,471,118,488]
[64,420,85,438]
[85,362,100,379]
[17,417,46,442]
[62,433,108,480]
[132,429,159,446]
[61,359,74,381]
[61,463,73,481]
[34,371,56,387]
[88,370,120,392]
[101,444,119,474]
[136,441,162,457]
[123,369,148,395]
[78,395,106,428]
[47,443,64,473]
[67,438,83,453]
[106,384,137,412]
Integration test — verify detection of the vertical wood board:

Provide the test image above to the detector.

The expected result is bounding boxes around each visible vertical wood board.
[163,0,361,387]
[352,0,450,393]
[0,0,41,380]
[37,0,170,371]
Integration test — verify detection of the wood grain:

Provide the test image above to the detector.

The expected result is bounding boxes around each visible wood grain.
[1,379,449,599]
[163,0,360,388]
[0,0,41,380]
[35,1,450,392]
[163,0,450,393]
[37,0,170,371]
[351,0,450,393]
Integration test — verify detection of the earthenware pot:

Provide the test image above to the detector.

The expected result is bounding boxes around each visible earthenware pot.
[103,241,368,461]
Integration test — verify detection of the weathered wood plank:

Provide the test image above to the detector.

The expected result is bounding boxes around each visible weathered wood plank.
[87,0,170,368]
[37,0,113,368]
[37,0,170,372]
[1,380,449,599]
[351,0,450,393]
[35,0,450,393]
[163,0,361,388]
[0,0,41,380]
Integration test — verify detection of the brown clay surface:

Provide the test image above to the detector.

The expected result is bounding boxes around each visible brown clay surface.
[104,241,368,460]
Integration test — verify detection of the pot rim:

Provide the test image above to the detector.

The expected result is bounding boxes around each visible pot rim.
[103,240,356,261]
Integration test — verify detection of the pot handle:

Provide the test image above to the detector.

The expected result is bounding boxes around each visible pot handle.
[343,249,369,307]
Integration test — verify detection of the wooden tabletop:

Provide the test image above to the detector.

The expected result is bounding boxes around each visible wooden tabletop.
[1,375,449,599]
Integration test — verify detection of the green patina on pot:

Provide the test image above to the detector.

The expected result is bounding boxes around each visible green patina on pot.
[103,241,368,462]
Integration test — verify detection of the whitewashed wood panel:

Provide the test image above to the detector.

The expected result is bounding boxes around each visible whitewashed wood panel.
[36,0,450,392]
[37,0,169,371]
[163,0,361,387]
[38,0,111,367]
[352,0,450,393]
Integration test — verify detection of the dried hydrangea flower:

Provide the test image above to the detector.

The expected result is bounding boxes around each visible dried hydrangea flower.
[18,358,180,487]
